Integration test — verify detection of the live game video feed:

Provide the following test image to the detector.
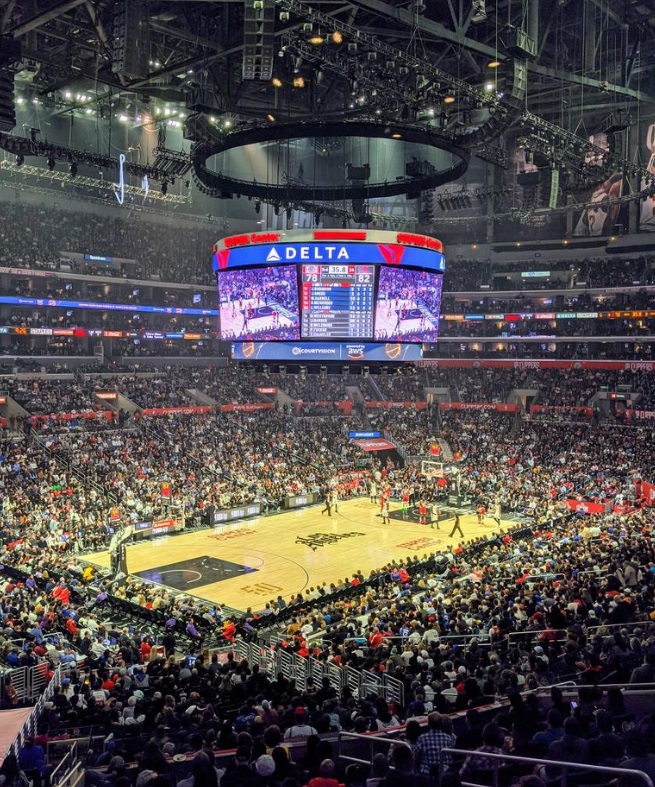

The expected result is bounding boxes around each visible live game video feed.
[217,265,300,341]
[374,267,443,342]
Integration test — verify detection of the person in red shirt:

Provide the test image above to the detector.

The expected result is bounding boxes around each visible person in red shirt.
[305,759,345,787]
[140,638,152,663]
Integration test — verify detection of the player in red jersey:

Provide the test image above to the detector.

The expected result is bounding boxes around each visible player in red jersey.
[418,498,428,525]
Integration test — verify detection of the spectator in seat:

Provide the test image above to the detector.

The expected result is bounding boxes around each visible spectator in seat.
[379,745,431,787]
[618,730,655,787]
[0,754,31,787]
[531,709,564,751]
[305,759,344,787]
[415,712,455,782]
[629,651,655,684]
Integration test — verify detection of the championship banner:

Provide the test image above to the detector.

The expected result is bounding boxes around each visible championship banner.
[161,481,172,499]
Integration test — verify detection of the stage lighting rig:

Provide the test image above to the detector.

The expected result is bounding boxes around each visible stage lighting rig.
[0,131,190,187]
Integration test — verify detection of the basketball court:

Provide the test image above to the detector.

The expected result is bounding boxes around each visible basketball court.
[82,498,519,614]
[219,300,297,337]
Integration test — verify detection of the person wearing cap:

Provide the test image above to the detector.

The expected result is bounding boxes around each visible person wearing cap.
[283,708,317,740]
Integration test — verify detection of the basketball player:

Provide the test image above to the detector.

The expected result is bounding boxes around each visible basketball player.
[381,496,390,524]
[401,488,410,518]
[418,498,428,525]
[492,500,501,527]
[430,501,441,529]
[332,487,339,514]
[477,504,486,526]
[369,479,378,504]
[449,512,464,539]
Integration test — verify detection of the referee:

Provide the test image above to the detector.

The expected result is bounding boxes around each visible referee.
[448,512,464,539]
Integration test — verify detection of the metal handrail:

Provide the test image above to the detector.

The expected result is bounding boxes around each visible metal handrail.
[441,747,654,787]
[337,730,411,768]
[49,742,77,783]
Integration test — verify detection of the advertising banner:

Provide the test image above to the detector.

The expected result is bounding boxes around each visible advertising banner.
[284,492,318,509]
[351,438,396,451]
[565,499,607,515]
[209,503,261,525]
[418,359,655,371]
[221,403,274,413]
[231,341,422,362]
[141,406,213,416]
[439,402,519,413]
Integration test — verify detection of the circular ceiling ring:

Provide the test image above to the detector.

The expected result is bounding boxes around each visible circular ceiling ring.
[191,120,470,202]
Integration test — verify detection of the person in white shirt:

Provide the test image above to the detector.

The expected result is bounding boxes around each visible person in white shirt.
[283,709,317,740]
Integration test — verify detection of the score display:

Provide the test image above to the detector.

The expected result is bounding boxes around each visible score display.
[300,264,375,339]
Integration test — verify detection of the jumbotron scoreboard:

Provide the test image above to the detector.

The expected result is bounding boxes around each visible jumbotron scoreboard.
[212,229,445,362]
[301,264,375,339]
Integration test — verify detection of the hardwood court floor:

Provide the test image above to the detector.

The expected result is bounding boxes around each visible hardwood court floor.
[83,499,511,613]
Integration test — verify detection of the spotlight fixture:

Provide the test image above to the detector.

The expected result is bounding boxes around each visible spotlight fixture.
[46,155,56,171]
[69,161,78,177]
[255,199,261,214]
[266,113,276,122]
[273,202,280,215]
[161,181,168,195]
[443,91,456,104]
[15,154,24,167]
[488,59,501,68]
[308,31,324,45]
[331,31,343,44]
[272,76,283,88]
[293,76,305,88]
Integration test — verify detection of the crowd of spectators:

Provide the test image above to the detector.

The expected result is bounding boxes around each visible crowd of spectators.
[0,388,654,785]
[0,201,218,285]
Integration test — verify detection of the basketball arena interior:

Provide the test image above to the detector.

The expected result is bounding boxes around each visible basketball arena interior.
[1,1,655,786]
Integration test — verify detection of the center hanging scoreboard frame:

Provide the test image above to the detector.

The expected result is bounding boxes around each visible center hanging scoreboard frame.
[213,229,445,346]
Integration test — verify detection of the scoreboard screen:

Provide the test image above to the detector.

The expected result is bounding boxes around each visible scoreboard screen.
[213,230,446,346]
[300,264,375,339]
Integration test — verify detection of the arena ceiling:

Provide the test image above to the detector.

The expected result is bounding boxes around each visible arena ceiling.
[4,0,655,130]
